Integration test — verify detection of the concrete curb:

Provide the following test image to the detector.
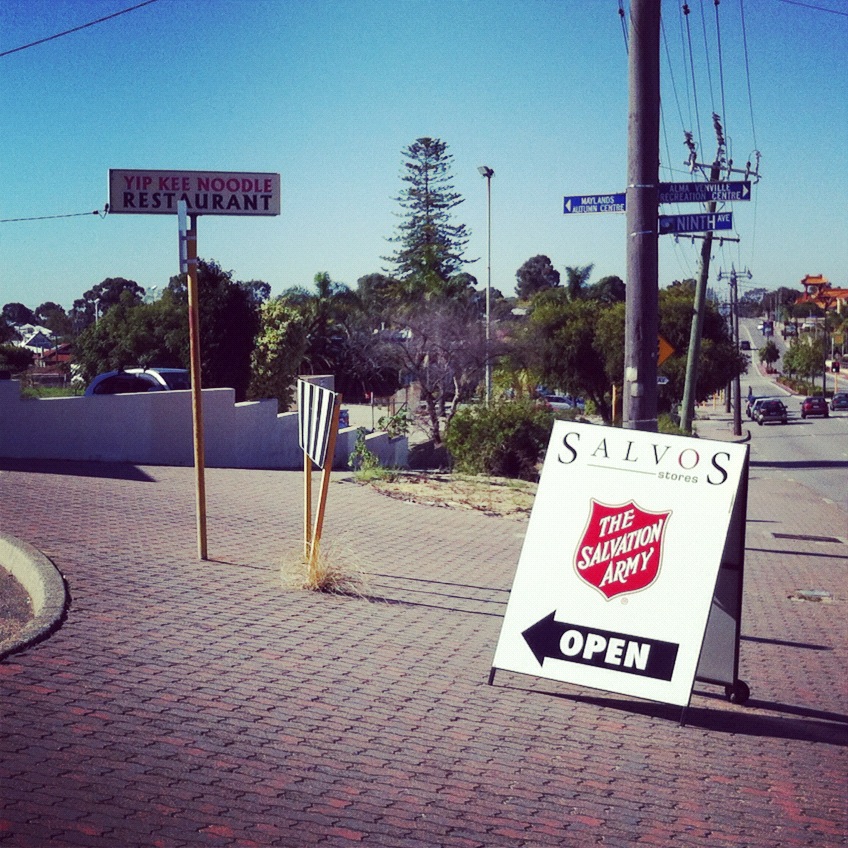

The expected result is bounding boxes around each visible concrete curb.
[0,533,69,660]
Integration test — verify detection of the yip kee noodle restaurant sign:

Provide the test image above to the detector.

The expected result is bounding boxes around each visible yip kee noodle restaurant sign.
[492,421,749,708]
[108,169,281,216]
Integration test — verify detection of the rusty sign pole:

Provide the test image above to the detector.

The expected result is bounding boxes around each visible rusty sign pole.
[179,200,208,560]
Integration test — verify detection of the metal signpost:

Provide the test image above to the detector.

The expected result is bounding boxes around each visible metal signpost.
[659,181,751,204]
[563,193,626,214]
[108,169,281,560]
[658,211,733,235]
[490,421,750,717]
[563,183,750,215]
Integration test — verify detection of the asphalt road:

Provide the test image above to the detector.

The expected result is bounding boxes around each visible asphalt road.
[736,319,848,514]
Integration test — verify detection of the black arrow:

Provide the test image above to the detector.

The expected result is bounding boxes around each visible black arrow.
[521,611,568,666]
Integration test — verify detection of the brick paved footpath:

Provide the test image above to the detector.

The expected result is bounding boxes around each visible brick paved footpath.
[0,456,846,848]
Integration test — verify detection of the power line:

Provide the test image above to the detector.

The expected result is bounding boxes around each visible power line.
[698,0,717,115]
[0,0,160,58]
[775,0,848,15]
[713,0,729,136]
[618,0,629,53]
[1,207,108,223]
[682,4,705,156]
[739,0,759,151]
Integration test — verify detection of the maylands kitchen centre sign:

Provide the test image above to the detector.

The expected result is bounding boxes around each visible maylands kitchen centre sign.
[491,421,749,708]
[108,169,281,216]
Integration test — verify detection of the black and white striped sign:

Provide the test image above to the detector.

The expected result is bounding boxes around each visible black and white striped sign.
[298,380,339,468]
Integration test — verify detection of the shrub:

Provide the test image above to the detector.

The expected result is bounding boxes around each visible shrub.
[349,428,381,473]
[445,399,555,479]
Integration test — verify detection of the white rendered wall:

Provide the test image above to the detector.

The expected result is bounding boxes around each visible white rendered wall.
[0,381,406,470]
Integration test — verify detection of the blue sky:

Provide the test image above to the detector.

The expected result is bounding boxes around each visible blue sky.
[1,0,846,313]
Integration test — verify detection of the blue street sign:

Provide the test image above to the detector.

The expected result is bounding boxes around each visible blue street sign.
[563,193,626,214]
[659,181,751,204]
[659,212,733,235]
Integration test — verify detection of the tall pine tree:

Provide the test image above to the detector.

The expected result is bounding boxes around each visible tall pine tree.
[386,137,471,299]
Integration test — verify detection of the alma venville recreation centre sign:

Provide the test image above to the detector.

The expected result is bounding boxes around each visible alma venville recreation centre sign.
[108,169,281,216]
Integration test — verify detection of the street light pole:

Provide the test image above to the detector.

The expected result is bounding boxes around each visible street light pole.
[478,165,494,405]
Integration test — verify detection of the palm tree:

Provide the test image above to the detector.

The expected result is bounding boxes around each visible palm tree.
[564,264,594,301]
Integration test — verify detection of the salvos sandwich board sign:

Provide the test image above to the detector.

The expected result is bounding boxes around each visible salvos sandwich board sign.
[108,170,281,216]
[491,421,749,708]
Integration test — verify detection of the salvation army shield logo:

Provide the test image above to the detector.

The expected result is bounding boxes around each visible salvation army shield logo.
[574,500,672,600]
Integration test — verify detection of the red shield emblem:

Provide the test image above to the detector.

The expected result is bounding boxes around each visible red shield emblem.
[574,499,671,600]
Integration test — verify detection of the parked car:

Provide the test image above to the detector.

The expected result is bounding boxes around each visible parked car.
[739,340,751,351]
[829,393,848,412]
[543,394,585,412]
[800,396,829,419]
[85,367,191,396]
[754,399,788,426]
[746,395,767,418]
[748,397,780,420]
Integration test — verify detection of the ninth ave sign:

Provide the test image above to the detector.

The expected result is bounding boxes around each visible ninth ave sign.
[108,169,281,216]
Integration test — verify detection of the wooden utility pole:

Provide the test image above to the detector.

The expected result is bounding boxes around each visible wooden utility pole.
[680,158,722,432]
[718,265,748,436]
[623,0,661,431]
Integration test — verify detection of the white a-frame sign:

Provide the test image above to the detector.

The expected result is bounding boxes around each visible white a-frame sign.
[491,421,749,709]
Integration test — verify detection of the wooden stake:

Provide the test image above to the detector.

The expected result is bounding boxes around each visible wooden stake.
[303,451,313,560]
[307,395,342,580]
[185,212,207,560]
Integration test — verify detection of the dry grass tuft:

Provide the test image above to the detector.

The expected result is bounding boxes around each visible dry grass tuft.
[280,542,370,596]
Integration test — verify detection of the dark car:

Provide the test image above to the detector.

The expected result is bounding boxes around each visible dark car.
[830,393,848,412]
[755,399,788,426]
[800,396,829,419]
[739,340,751,351]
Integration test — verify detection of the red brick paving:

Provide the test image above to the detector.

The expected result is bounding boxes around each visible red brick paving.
[0,456,846,847]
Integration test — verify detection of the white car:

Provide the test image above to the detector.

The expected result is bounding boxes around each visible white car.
[84,367,190,395]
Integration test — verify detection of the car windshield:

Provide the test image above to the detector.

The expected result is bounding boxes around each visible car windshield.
[93,375,155,395]
[159,371,191,390]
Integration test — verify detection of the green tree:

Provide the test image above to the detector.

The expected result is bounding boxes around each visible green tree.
[782,334,826,383]
[385,137,472,299]
[655,281,746,410]
[0,344,33,372]
[249,297,310,410]
[758,339,780,372]
[505,280,745,422]
[515,255,560,301]
[70,277,145,332]
[35,302,72,340]
[0,316,19,344]
[75,261,262,401]
[166,260,260,401]
[2,302,36,326]
[513,289,613,422]
[585,275,626,304]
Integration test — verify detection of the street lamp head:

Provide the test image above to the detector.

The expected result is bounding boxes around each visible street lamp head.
[478,165,494,178]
